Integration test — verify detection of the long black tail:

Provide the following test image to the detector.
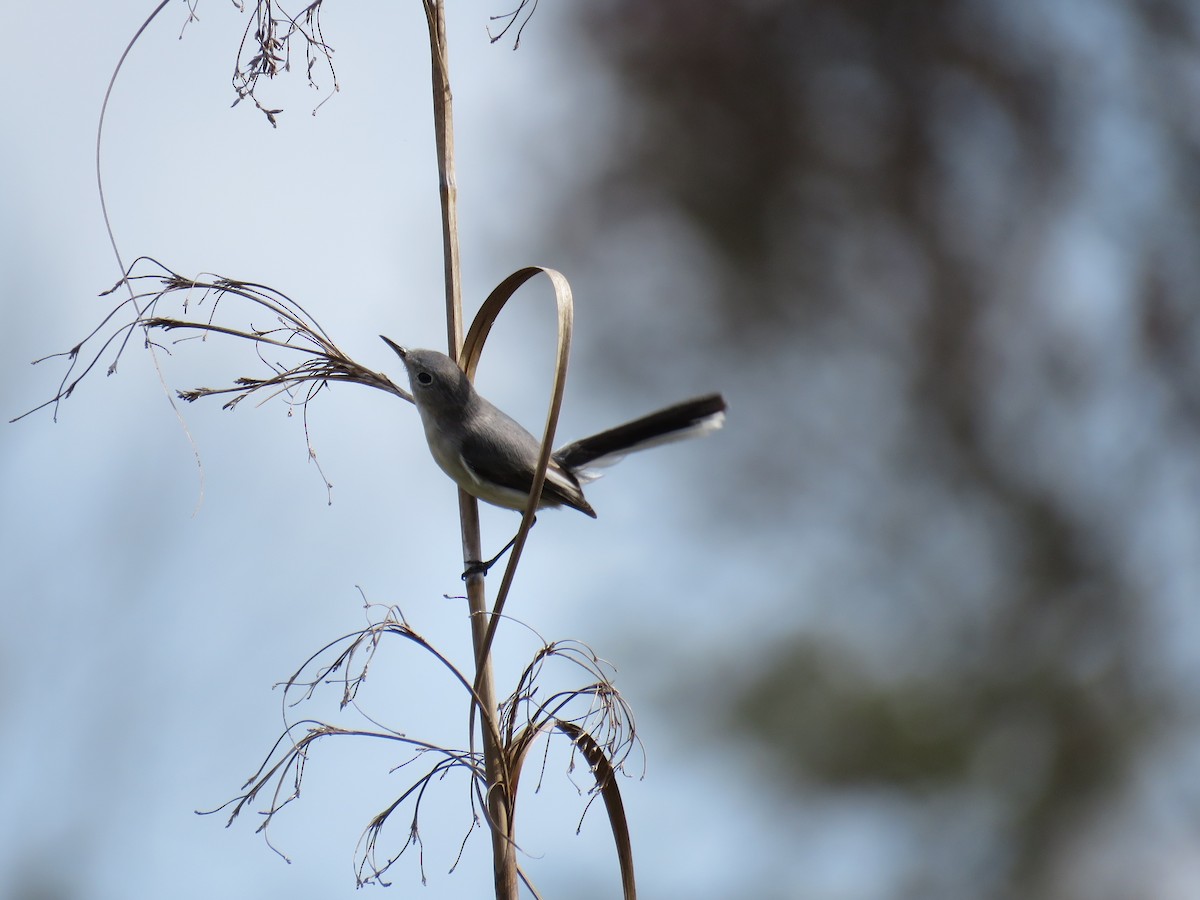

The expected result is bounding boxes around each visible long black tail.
[553,394,727,472]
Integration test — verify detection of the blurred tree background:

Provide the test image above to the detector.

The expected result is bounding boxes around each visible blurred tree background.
[545,1,1200,897]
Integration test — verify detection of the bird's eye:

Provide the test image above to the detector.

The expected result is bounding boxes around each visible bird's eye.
[417,372,433,385]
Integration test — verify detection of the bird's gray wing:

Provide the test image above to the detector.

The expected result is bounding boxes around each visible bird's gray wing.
[459,406,596,516]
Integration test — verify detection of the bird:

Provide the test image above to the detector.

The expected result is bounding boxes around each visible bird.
[382,337,726,572]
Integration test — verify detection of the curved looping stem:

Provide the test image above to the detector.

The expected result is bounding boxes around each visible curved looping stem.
[460,266,575,662]
[456,268,573,893]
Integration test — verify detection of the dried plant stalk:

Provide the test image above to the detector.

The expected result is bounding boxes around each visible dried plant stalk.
[199,603,642,893]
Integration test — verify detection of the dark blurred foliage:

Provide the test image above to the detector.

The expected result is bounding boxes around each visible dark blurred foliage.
[552,0,1200,896]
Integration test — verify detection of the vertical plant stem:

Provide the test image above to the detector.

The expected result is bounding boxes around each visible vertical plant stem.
[426,1,462,354]
[422,3,517,898]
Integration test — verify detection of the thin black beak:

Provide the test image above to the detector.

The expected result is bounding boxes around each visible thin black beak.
[379,335,407,359]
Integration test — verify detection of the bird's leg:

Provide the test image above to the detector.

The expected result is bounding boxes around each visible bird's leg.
[462,516,538,580]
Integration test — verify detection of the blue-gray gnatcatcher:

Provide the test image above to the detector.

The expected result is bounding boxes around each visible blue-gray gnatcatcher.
[382,338,726,523]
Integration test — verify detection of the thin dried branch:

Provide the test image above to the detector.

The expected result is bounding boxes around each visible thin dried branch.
[200,605,490,878]
[488,0,540,48]
[508,678,642,798]
[206,601,640,892]
[481,615,642,895]
[200,720,483,868]
[501,639,642,900]
[232,0,338,125]
[355,750,476,887]
[277,605,497,749]
[14,257,409,426]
